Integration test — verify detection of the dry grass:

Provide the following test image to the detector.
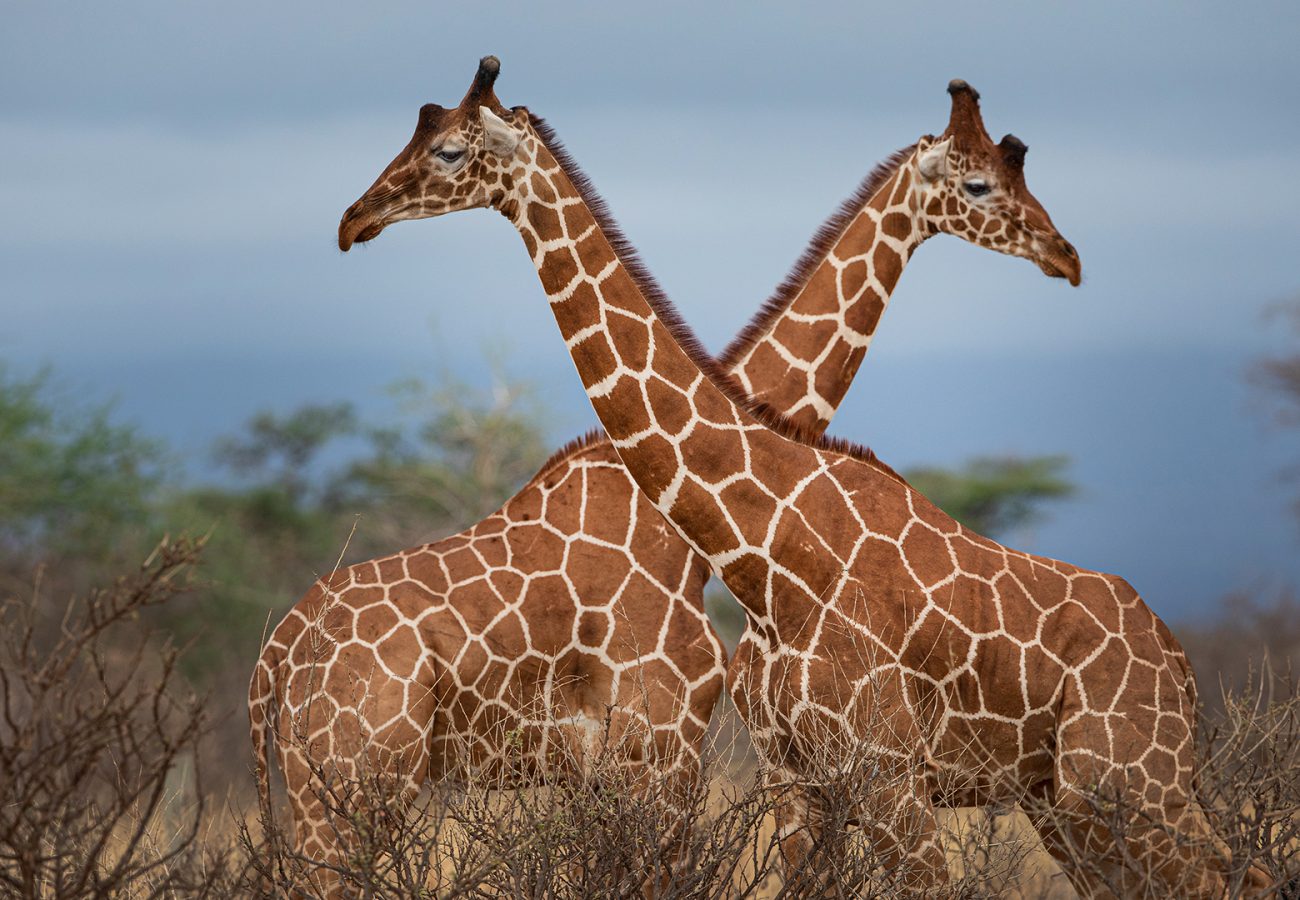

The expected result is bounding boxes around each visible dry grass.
[4,540,1299,898]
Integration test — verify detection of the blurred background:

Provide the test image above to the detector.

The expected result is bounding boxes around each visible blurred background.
[3,2,1299,788]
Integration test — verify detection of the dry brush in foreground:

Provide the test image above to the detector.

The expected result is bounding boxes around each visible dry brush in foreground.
[4,541,1300,898]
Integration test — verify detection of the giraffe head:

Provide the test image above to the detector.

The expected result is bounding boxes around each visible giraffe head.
[339,56,534,250]
[912,81,1081,286]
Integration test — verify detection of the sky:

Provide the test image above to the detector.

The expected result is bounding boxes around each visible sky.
[3,2,1299,622]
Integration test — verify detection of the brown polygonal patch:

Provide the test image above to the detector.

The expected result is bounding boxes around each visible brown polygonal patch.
[748,433,816,498]
[977,636,1028,719]
[857,475,913,540]
[526,202,561,240]
[538,247,580,295]
[378,624,422,680]
[483,608,527,658]
[881,211,911,241]
[645,375,694,436]
[530,171,558,204]
[849,287,886,332]
[583,466,635,546]
[938,575,999,634]
[790,472,859,560]
[575,228,618,276]
[444,545,487,585]
[612,313,652,373]
[871,242,902,286]
[595,382,660,442]
[906,609,974,679]
[577,610,610,648]
[356,604,400,644]
[518,576,576,656]
[900,523,956,589]
[1041,600,1108,662]
[541,481,582,537]
[1021,643,1066,709]
[837,258,868,304]
[671,478,740,558]
[770,571,822,649]
[556,282,602,342]
[562,201,588,236]
[772,316,837,362]
[1068,574,1122,634]
[377,555,405,584]
[610,583,670,661]
[812,339,856,406]
[613,432,676,504]
[664,603,719,676]
[993,577,1041,644]
[715,477,776,547]
[1078,639,1129,710]
[836,213,875,256]
[739,341,791,392]
[456,640,488,686]
[680,422,746,486]
[565,541,632,602]
[1008,554,1068,605]
[573,335,621,393]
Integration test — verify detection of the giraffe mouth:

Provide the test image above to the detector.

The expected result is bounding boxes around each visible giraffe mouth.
[1033,236,1082,287]
[354,222,385,244]
[1036,254,1082,287]
[338,207,387,252]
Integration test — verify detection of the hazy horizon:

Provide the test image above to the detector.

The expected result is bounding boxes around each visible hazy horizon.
[4,2,1299,621]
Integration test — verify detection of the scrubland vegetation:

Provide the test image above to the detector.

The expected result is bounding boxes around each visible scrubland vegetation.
[2,310,1299,897]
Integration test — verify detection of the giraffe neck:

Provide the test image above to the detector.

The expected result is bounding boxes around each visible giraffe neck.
[503,127,788,546]
[722,150,927,434]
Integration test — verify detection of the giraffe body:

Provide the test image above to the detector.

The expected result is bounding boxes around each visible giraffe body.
[334,59,1269,896]
[257,63,1072,883]
[249,435,720,867]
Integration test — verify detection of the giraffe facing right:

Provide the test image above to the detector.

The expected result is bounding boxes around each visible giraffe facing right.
[256,59,1082,891]
[338,58,1272,897]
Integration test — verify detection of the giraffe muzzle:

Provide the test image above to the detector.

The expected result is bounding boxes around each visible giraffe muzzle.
[338,200,386,252]
[1034,235,1082,287]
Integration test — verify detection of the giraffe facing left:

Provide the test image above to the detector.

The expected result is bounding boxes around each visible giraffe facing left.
[330,57,1274,898]
[253,56,1081,893]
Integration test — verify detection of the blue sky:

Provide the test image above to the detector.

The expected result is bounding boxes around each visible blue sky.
[3,2,1299,620]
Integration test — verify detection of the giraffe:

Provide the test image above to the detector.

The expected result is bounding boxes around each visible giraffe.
[335,58,1271,897]
[253,59,1082,890]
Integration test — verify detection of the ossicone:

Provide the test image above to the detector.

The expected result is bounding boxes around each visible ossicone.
[944,78,988,142]
[999,134,1028,169]
[461,54,503,110]
[947,79,981,101]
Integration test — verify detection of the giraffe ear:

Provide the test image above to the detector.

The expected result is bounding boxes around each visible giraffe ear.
[917,138,952,182]
[480,106,521,157]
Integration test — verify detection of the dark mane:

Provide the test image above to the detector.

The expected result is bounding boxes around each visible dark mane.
[526,113,910,488]
[521,428,611,488]
[716,143,918,371]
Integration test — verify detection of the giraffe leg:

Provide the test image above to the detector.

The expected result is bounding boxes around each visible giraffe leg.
[761,764,948,896]
[1044,692,1258,899]
[763,766,830,894]
[276,672,435,898]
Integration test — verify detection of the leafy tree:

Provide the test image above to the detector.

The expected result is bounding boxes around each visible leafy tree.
[0,365,163,576]
[1255,300,1300,423]
[1254,297,1300,528]
[336,376,550,549]
[903,455,1075,537]
[158,374,549,679]
[213,402,358,507]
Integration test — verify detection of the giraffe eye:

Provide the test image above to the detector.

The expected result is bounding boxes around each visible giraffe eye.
[963,179,991,197]
[435,148,465,163]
